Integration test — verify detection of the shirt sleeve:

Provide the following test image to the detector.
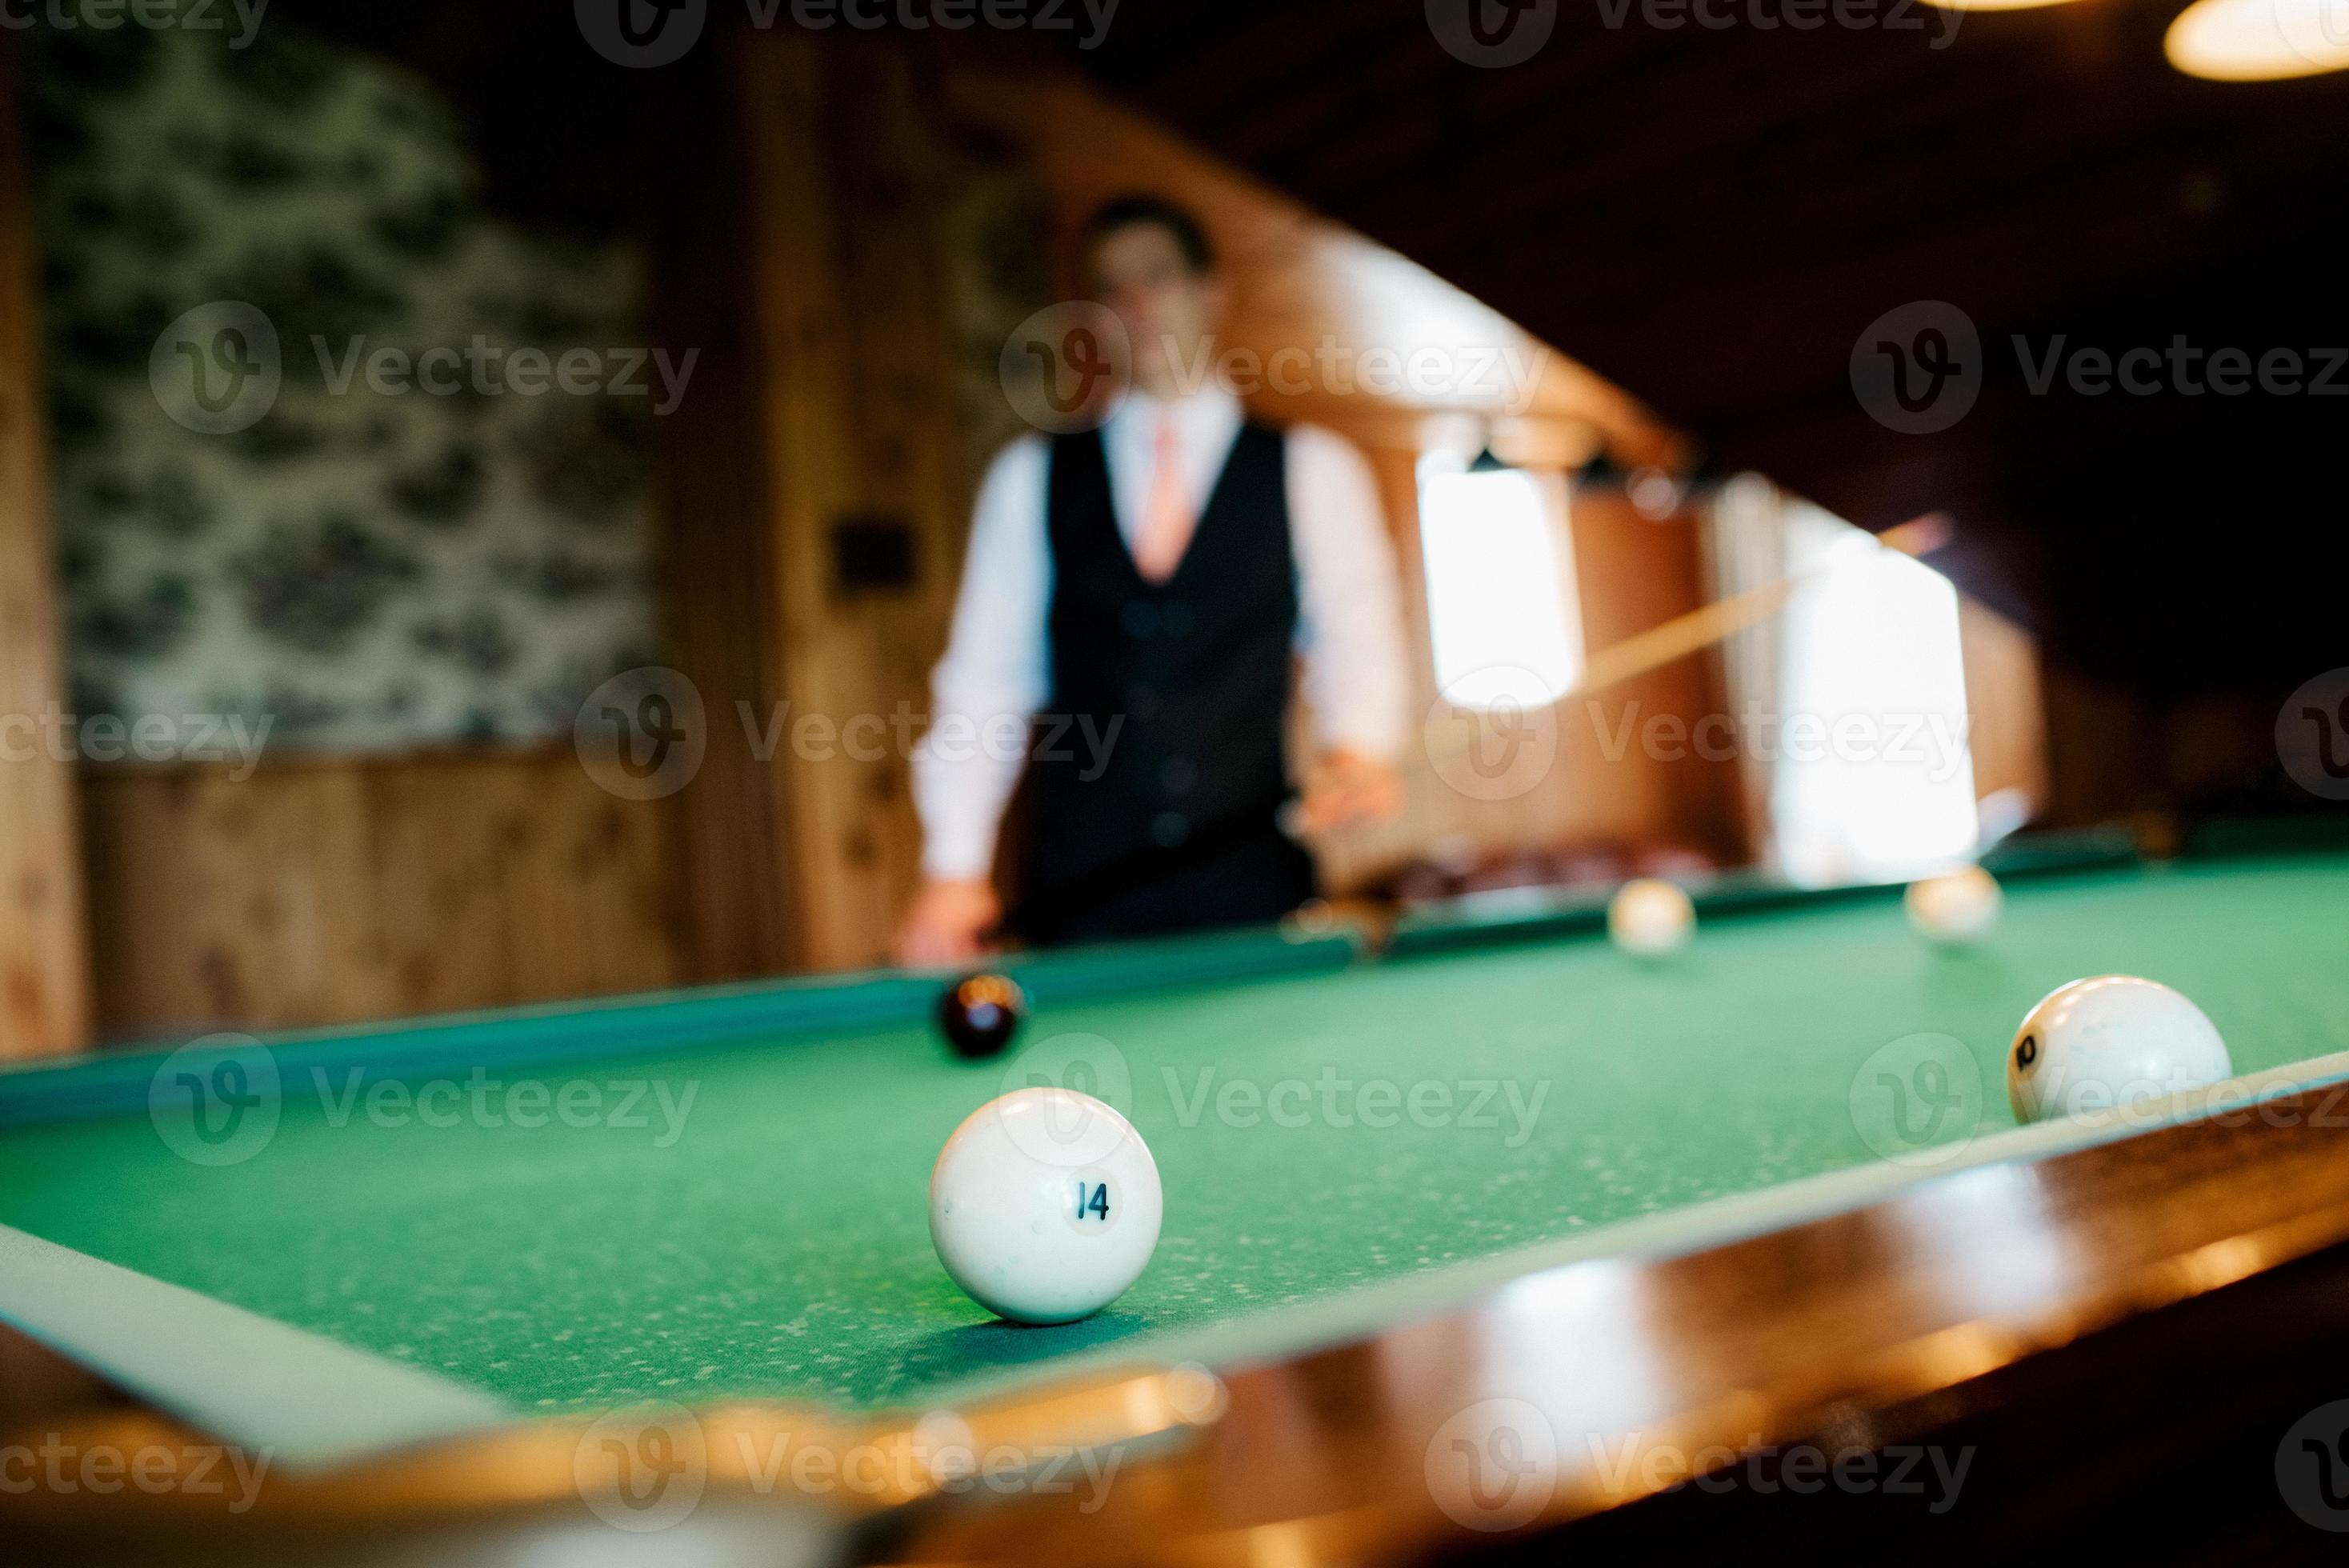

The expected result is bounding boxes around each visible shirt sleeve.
[913,437,1052,882]
[1287,423,1411,761]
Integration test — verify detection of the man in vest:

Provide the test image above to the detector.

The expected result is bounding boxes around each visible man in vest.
[896,194,1409,963]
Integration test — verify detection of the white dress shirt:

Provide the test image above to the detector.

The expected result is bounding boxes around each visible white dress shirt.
[914,387,1409,882]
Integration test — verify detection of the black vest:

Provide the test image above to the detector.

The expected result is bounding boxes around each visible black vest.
[1014,422,1311,940]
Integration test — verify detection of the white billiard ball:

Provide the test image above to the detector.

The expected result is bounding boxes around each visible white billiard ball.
[2007,975,2233,1123]
[1905,866,2003,944]
[1608,878,1694,958]
[929,1087,1162,1325]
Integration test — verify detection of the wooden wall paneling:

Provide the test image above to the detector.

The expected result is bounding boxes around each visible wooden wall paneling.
[474,758,569,1010]
[474,755,676,1013]
[646,52,798,986]
[364,757,514,1018]
[81,754,686,1044]
[2041,669,2154,828]
[2021,678,2269,833]
[1558,498,1675,857]
[1958,594,2051,824]
[737,34,970,972]
[282,764,398,1028]
[182,770,266,1027]
[570,768,681,1000]
[0,44,90,1057]
[1567,490,1750,865]
[81,770,191,1035]
[608,771,689,993]
[737,34,883,974]
[155,766,355,1034]
[822,43,971,934]
[2161,694,2272,809]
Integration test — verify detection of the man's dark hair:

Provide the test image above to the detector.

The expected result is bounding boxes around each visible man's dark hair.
[1082,194,1218,276]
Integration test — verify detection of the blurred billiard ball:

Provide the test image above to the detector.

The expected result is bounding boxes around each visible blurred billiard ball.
[1607,878,1694,958]
[938,974,1026,1060]
[1905,866,2003,944]
[2007,975,2231,1123]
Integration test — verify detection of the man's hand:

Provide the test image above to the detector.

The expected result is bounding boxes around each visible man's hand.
[1295,747,1405,835]
[894,878,1002,968]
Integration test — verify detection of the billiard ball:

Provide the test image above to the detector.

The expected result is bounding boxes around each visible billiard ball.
[2007,975,2233,1123]
[937,974,1026,1060]
[1607,878,1694,958]
[1905,866,2003,944]
[929,1087,1162,1324]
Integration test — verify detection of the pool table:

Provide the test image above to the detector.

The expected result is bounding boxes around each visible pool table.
[7,834,2349,1562]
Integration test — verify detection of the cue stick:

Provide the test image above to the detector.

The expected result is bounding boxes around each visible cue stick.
[1571,510,1945,701]
[1282,512,1951,839]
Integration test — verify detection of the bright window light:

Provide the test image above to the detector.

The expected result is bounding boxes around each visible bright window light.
[1417,455,1583,711]
[1770,504,1979,885]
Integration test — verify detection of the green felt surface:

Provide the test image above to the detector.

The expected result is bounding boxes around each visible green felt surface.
[2,855,2346,1418]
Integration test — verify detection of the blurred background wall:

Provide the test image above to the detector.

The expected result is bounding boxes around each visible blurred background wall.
[0,18,2054,1050]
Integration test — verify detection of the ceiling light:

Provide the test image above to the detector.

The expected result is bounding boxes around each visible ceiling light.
[2167,0,2349,80]
[1919,0,2079,12]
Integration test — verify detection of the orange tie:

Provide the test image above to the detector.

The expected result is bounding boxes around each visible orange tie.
[1130,414,1196,583]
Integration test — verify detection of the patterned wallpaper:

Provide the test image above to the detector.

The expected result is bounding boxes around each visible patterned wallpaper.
[26,20,663,753]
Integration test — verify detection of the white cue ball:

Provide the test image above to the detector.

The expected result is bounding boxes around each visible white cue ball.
[1905,866,2003,944]
[1607,878,1695,958]
[2007,975,2233,1123]
[929,1087,1162,1325]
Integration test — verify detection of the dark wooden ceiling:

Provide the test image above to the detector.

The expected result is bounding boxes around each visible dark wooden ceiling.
[1055,1,2349,695]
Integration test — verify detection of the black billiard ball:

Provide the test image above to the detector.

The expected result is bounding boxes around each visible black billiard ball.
[938,974,1026,1059]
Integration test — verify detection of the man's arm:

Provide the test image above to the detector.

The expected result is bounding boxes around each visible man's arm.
[898,438,1052,965]
[1286,425,1411,832]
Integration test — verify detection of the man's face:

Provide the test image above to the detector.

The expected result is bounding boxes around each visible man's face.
[1089,222,1225,397]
